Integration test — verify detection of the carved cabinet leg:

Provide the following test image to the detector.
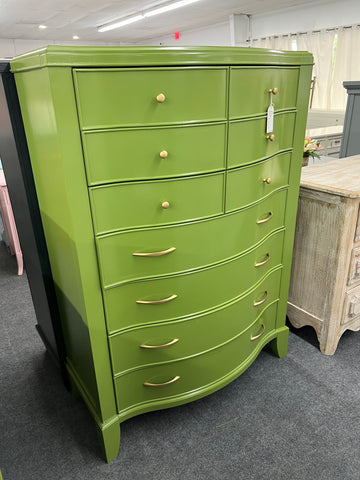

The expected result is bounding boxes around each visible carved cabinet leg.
[269,327,289,358]
[98,422,121,463]
[319,331,341,356]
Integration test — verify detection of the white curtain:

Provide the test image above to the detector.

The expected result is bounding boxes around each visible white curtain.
[331,25,360,110]
[296,30,335,110]
[250,37,273,49]
[272,34,294,51]
[250,35,294,50]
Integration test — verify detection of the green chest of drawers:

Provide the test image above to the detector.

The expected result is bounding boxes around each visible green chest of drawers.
[11,46,312,462]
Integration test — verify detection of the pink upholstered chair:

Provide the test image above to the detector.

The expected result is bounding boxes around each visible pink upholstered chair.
[0,169,23,275]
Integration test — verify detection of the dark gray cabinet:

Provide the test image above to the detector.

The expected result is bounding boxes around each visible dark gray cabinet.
[340,81,360,158]
[0,62,67,383]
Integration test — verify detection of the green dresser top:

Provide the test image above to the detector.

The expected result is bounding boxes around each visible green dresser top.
[10,45,313,72]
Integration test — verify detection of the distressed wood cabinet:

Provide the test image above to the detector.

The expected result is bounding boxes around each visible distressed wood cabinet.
[288,155,360,354]
[11,46,312,461]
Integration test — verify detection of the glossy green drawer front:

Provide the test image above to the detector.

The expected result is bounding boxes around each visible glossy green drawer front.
[96,189,287,287]
[227,112,296,169]
[229,67,299,119]
[109,268,282,375]
[74,67,228,129]
[225,153,290,213]
[90,172,224,235]
[113,301,278,413]
[104,229,284,333]
[82,122,227,185]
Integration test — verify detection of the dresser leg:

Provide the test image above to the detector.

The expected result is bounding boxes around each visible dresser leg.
[319,335,340,355]
[269,327,289,358]
[99,421,121,463]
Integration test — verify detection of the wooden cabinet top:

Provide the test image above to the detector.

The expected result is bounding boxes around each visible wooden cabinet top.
[300,155,360,198]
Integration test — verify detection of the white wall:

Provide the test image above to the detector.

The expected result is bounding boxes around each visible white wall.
[0,39,125,59]
[252,0,360,38]
[137,0,360,46]
[135,20,231,46]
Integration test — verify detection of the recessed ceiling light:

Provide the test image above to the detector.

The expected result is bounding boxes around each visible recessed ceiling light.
[38,24,47,29]
[73,35,79,40]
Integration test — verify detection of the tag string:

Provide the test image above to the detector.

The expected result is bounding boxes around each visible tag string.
[269,91,275,107]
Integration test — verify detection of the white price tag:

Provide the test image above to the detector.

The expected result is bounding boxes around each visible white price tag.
[266,104,274,134]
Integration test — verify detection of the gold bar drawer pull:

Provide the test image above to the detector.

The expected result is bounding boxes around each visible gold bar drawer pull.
[144,375,180,387]
[136,294,178,305]
[256,211,273,224]
[140,338,179,349]
[133,247,176,257]
[255,253,270,267]
[251,323,265,341]
[253,290,268,307]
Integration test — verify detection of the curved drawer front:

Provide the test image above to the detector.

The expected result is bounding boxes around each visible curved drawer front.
[104,229,284,333]
[82,122,227,185]
[74,67,228,129]
[109,269,282,375]
[113,302,278,413]
[229,66,299,119]
[225,153,290,213]
[90,172,224,235]
[228,112,295,169]
[97,189,287,287]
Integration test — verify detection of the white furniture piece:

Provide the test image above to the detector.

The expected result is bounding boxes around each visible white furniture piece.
[287,155,360,354]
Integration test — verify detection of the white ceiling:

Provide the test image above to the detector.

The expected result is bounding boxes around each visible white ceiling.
[0,0,316,44]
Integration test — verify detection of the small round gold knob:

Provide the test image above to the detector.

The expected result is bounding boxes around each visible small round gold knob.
[269,87,278,95]
[266,134,275,141]
[159,150,168,159]
[263,178,272,184]
[156,93,166,103]
[161,201,170,209]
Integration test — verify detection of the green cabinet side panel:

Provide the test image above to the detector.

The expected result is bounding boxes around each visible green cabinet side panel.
[276,64,313,329]
[13,67,117,422]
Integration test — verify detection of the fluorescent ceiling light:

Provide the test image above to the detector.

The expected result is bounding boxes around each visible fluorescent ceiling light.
[38,24,47,29]
[98,14,144,33]
[144,0,201,17]
[98,0,202,33]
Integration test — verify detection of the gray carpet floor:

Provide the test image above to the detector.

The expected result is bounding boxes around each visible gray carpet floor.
[1,235,360,480]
